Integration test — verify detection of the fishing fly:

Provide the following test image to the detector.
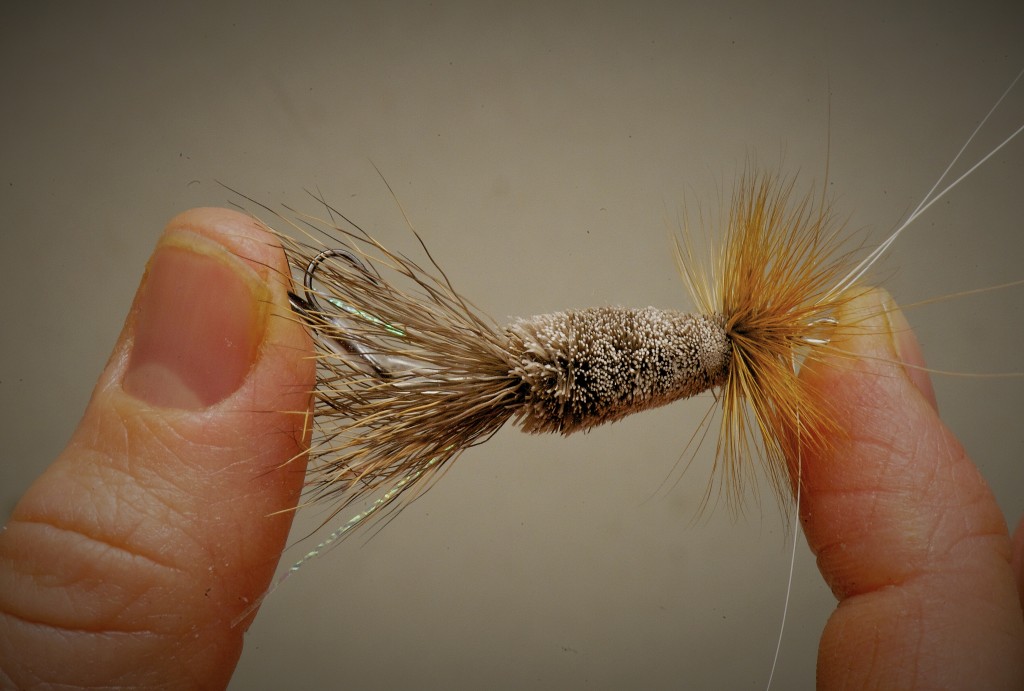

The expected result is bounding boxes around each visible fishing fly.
[230,70,1023,631]
[272,171,848,530]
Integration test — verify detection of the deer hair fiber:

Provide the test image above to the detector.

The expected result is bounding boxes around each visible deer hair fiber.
[224,79,1023,629]
[223,71,1024,612]
[238,168,862,547]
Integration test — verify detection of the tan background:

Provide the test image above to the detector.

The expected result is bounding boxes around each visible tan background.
[2,2,1022,689]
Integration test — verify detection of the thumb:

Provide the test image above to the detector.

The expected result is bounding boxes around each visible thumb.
[798,287,1024,689]
[0,208,314,689]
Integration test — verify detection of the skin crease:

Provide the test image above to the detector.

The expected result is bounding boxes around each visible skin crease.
[0,209,315,690]
[0,209,1021,689]
[798,290,1024,689]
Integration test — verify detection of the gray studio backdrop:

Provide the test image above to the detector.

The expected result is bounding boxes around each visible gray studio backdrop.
[2,2,1022,689]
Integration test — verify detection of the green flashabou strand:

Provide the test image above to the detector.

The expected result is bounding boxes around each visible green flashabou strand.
[288,455,439,572]
[326,296,406,337]
[232,455,442,627]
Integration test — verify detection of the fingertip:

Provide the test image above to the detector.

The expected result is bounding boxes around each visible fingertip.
[869,288,938,410]
[0,207,315,687]
[165,207,289,283]
[117,206,310,413]
[815,287,937,409]
[799,286,1005,594]
[798,287,1024,688]
[111,205,315,594]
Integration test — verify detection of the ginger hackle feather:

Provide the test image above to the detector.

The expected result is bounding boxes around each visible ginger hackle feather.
[676,170,867,512]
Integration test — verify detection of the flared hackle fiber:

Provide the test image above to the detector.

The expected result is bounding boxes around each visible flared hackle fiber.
[676,172,866,510]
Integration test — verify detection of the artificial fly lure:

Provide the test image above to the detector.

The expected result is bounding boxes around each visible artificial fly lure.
[233,69,1023,625]
[274,171,848,528]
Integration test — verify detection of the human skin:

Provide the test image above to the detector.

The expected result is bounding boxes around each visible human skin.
[797,290,1024,689]
[0,209,1021,689]
[0,209,316,689]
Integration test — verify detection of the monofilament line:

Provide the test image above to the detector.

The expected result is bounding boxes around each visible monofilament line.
[765,66,1024,688]
[826,67,1024,301]
[765,358,803,691]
